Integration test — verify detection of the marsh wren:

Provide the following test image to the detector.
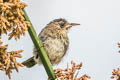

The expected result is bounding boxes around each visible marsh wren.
[23,18,80,68]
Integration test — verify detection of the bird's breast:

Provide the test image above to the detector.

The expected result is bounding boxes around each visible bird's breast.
[42,37,68,64]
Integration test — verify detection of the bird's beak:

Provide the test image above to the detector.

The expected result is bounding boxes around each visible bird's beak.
[70,23,80,26]
[64,23,80,31]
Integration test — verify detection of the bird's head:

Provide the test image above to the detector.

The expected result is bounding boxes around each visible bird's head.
[49,18,80,32]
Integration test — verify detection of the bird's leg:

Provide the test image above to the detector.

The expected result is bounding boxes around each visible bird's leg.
[40,42,45,49]
[48,77,53,80]
[35,43,45,59]
[36,42,45,51]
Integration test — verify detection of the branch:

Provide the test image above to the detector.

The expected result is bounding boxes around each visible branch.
[23,9,55,80]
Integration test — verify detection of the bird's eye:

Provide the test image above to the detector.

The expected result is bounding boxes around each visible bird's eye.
[61,24,64,26]
[66,27,69,30]
[58,21,65,27]
[60,24,65,28]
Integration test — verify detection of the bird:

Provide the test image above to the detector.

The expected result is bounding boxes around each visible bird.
[22,18,80,68]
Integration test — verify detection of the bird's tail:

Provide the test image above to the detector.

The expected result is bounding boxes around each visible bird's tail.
[22,56,36,68]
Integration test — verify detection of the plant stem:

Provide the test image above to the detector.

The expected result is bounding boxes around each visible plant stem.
[23,9,55,80]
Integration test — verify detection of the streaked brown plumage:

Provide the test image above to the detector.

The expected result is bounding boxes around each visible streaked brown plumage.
[23,18,80,68]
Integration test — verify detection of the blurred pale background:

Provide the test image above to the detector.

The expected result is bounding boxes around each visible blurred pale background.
[1,0,120,80]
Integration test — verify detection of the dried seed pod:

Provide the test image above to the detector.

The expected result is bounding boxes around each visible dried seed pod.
[11,55,18,72]
[5,55,10,64]
[6,57,10,70]
[17,63,24,67]
[8,32,14,40]
[0,44,8,49]
[54,61,90,80]
[13,54,22,58]
[111,68,120,80]
[0,0,3,3]
[17,49,23,53]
